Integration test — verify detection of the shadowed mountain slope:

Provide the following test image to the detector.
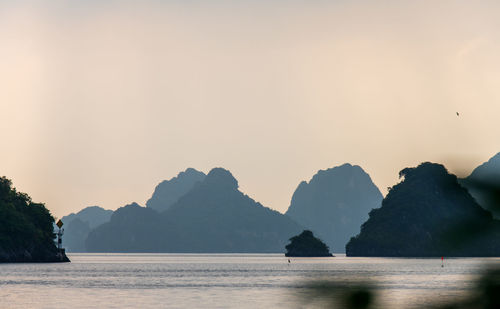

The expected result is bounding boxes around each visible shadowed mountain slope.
[346,162,500,257]
[61,206,113,229]
[286,164,383,253]
[146,168,206,212]
[86,168,303,253]
[460,152,500,219]
[60,206,113,252]
[85,203,163,252]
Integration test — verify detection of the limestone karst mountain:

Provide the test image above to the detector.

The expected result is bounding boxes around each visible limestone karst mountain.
[146,168,206,212]
[460,152,500,219]
[60,206,113,252]
[346,162,500,257]
[86,168,303,253]
[286,164,383,253]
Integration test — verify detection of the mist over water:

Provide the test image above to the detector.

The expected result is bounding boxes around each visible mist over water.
[0,254,496,308]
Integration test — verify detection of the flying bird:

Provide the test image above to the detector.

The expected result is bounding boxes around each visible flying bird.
[456,112,460,116]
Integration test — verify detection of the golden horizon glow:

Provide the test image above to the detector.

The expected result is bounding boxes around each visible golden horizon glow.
[1,1,500,217]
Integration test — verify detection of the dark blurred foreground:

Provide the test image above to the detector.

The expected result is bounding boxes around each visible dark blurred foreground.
[299,267,500,309]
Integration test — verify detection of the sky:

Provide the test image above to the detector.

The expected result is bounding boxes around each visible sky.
[1,0,500,218]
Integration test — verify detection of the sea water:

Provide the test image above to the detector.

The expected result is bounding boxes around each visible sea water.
[0,253,497,308]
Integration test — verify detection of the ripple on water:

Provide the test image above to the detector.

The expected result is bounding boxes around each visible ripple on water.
[0,254,497,308]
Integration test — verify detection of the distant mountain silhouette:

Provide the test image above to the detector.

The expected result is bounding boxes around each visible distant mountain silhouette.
[60,206,113,252]
[146,168,206,212]
[63,218,91,252]
[85,203,163,252]
[286,164,383,253]
[160,168,303,252]
[86,168,303,253]
[460,152,500,219]
[285,230,332,257]
[346,162,500,257]
[61,206,113,229]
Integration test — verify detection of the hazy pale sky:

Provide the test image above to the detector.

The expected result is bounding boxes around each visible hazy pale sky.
[1,0,500,218]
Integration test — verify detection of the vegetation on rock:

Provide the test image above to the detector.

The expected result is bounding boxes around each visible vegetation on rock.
[0,176,69,262]
[346,162,500,257]
[285,230,332,257]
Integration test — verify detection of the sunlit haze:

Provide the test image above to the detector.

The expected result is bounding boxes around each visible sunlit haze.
[1,0,500,217]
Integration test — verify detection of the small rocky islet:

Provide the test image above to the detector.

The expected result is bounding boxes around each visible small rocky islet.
[285,230,333,257]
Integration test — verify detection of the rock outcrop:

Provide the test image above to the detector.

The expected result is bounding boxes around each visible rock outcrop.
[285,230,332,257]
[346,162,500,257]
[0,176,69,262]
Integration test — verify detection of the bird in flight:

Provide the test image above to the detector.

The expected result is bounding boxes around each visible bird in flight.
[456,112,460,116]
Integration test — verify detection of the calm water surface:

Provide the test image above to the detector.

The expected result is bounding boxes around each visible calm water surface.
[0,253,498,308]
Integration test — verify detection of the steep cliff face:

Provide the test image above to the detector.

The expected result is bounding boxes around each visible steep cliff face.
[0,246,69,263]
[286,164,383,253]
[346,162,500,257]
[0,176,69,263]
[460,152,500,219]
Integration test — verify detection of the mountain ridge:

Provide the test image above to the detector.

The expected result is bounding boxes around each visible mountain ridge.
[146,168,206,212]
[86,168,303,253]
[60,206,113,252]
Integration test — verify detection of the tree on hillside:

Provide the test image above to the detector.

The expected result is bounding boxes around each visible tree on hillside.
[0,176,66,262]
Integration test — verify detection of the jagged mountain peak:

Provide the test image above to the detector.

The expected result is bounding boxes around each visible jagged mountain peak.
[204,168,239,190]
[146,168,206,212]
[468,152,500,180]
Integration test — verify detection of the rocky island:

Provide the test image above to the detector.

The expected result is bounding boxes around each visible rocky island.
[285,230,332,257]
[0,176,69,262]
[346,162,500,257]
